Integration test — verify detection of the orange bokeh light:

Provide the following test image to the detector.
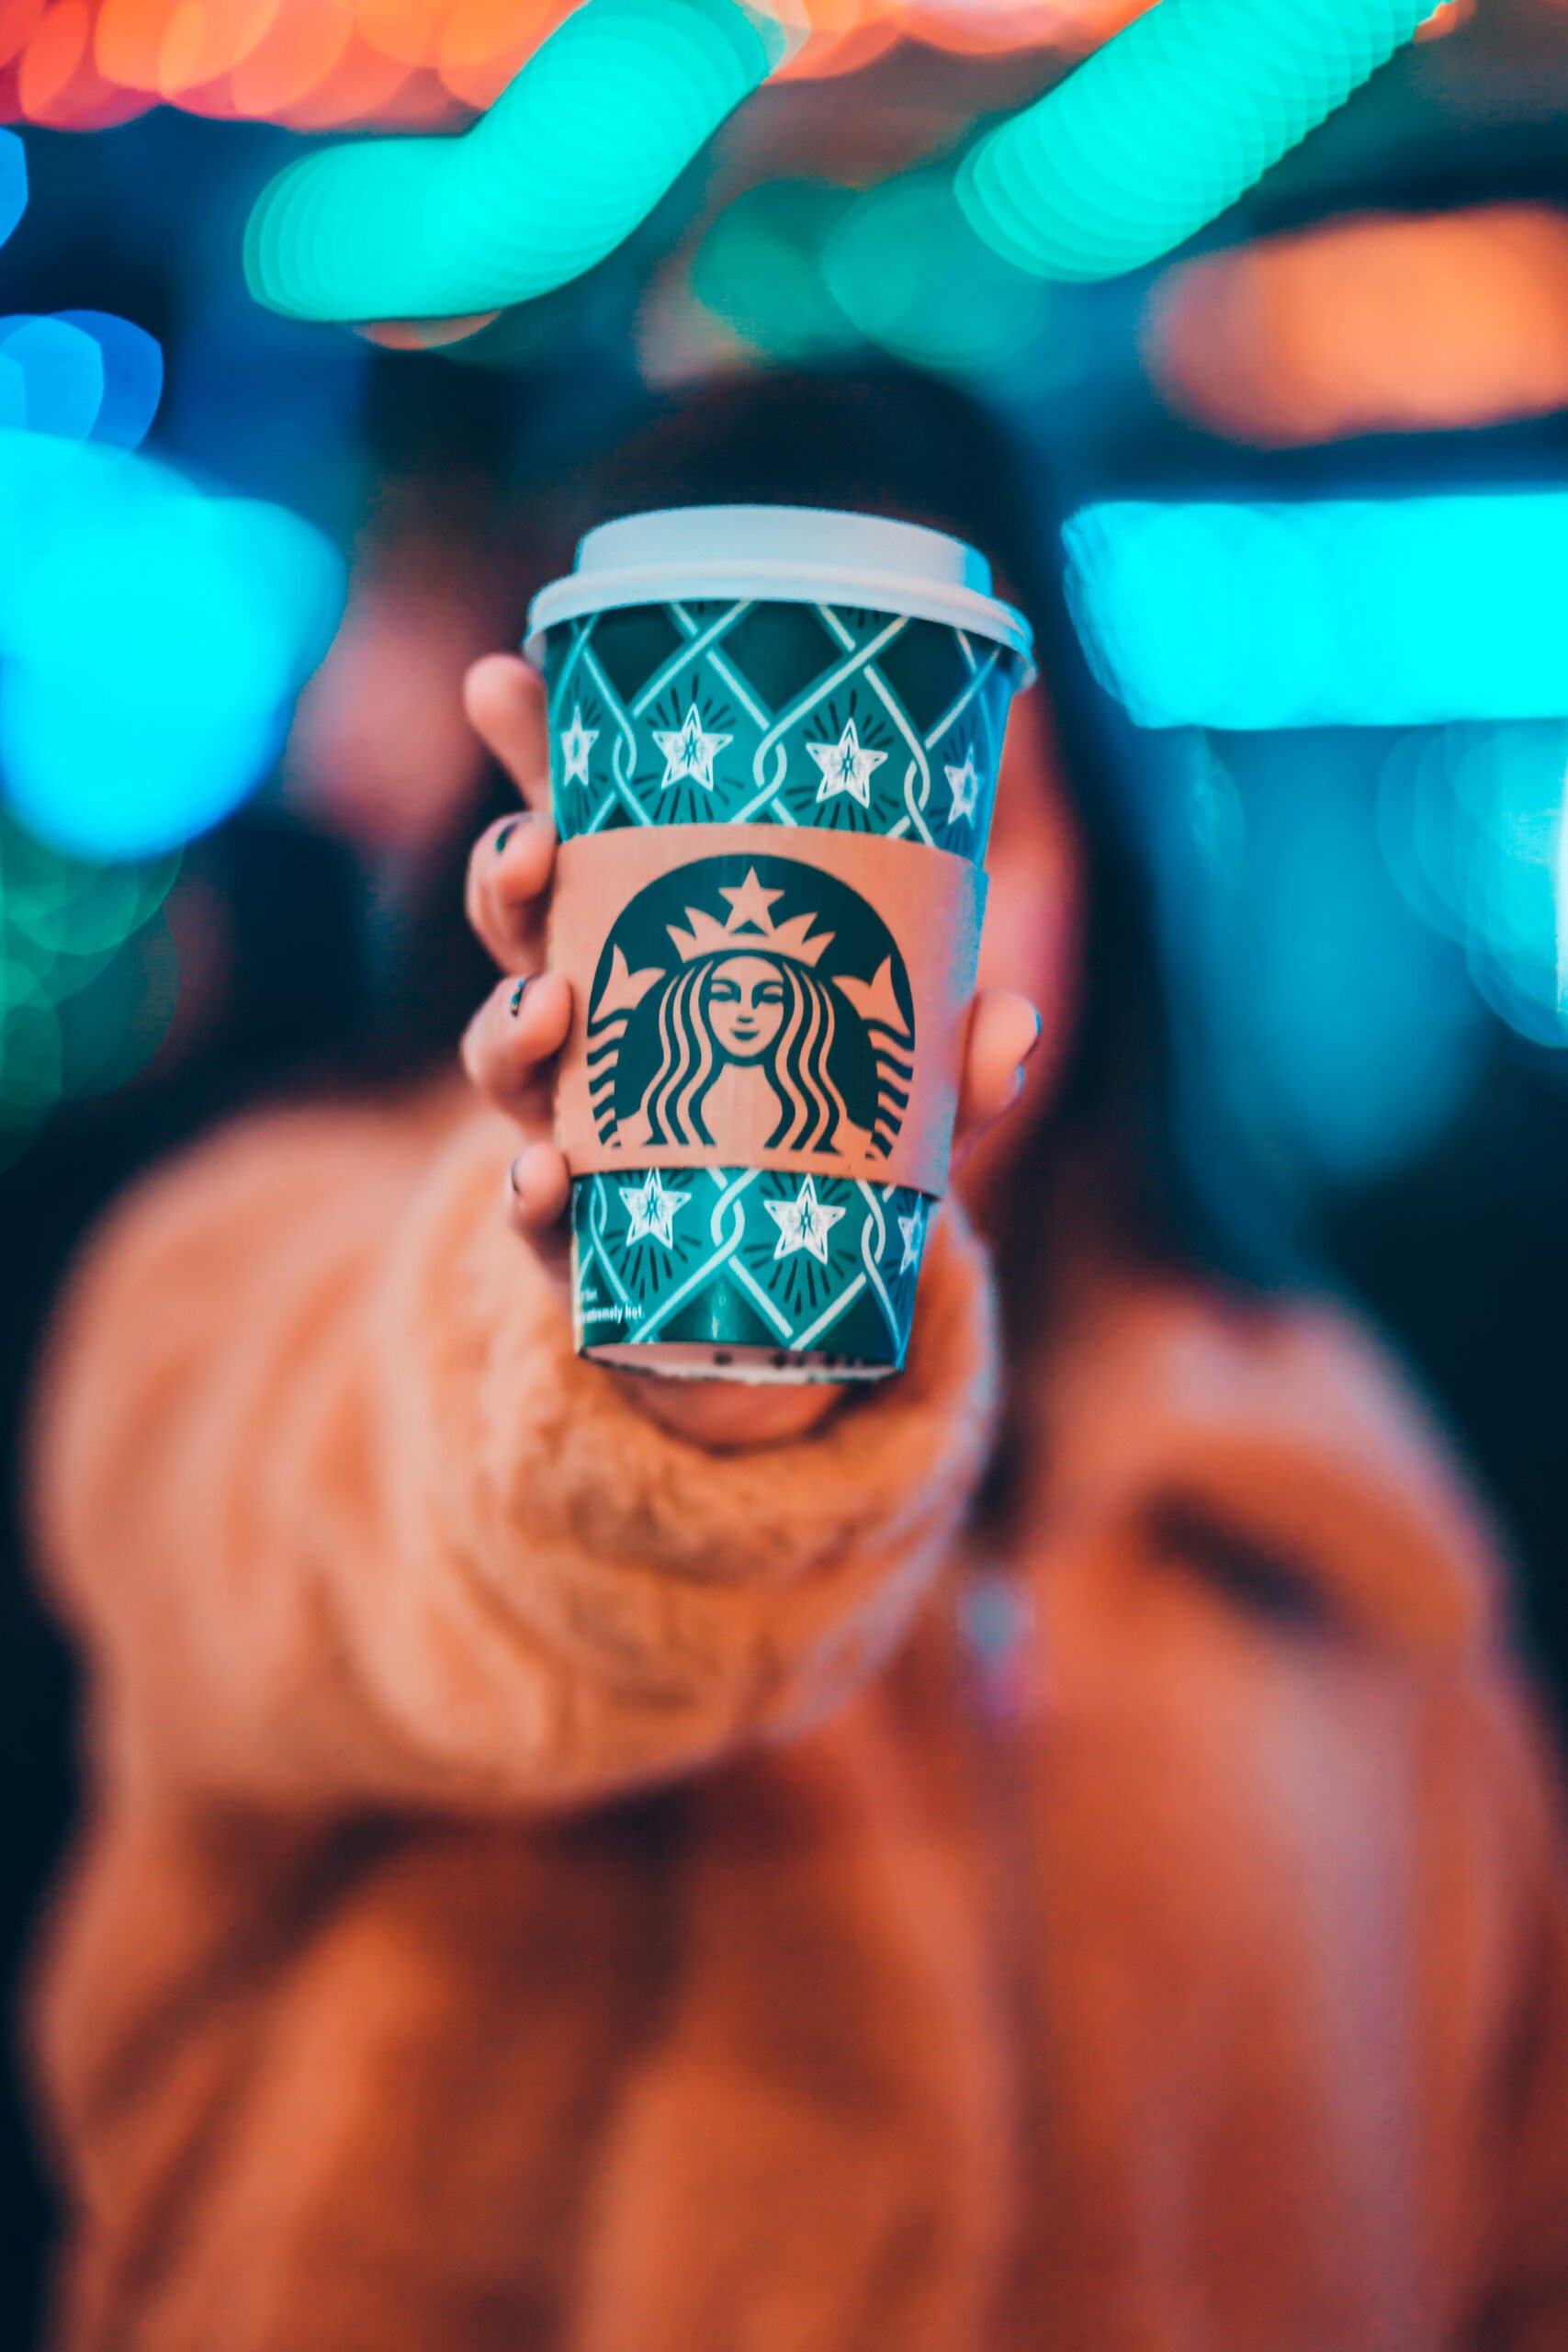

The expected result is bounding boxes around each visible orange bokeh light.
[3,0,1123,128]
[1145,205,1568,447]
[0,0,48,71]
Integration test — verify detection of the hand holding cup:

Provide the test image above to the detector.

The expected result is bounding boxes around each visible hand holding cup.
[460,651,1040,1447]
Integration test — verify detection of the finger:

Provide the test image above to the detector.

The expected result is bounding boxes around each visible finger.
[464,653,551,814]
[465,808,558,972]
[506,1143,573,1290]
[953,989,1043,1158]
[461,969,573,1128]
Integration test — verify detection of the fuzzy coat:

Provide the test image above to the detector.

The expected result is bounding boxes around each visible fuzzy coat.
[26,1095,1568,2352]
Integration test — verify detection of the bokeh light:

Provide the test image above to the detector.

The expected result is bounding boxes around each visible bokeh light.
[0,0,1157,129]
[0,127,256,1159]
[957,0,1434,283]
[0,314,104,437]
[1064,495,1568,730]
[244,0,789,322]
[0,430,344,858]
[1146,731,1485,1184]
[822,167,1044,370]
[1145,206,1568,446]
[1379,722,1568,1050]
[689,177,860,363]
[0,801,181,1163]
[684,165,1051,377]
[55,309,162,446]
[0,125,25,241]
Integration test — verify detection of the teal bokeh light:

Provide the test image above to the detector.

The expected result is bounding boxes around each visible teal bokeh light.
[1064,494,1568,730]
[0,808,182,1162]
[823,170,1044,371]
[691,179,860,362]
[958,0,1432,283]
[0,432,344,861]
[245,0,788,324]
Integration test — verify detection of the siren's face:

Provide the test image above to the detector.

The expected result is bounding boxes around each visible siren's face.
[708,955,789,1060]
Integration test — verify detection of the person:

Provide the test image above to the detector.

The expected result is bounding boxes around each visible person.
[22,370,1568,2352]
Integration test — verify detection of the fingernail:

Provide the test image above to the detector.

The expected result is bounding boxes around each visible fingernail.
[495,820,518,856]
[1022,1010,1043,1062]
[509,977,532,1018]
[509,1156,526,1198]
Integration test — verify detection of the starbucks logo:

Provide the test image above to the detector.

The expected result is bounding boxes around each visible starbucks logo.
[585,854,915,1162]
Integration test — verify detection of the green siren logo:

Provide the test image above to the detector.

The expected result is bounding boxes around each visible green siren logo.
[586,854,914,1161]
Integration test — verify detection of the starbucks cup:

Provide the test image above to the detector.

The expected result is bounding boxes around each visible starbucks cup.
[525,503,1033,1383]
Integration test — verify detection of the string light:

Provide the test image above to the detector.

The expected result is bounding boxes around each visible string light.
[1064,495,1568,729]
[958,0,1433,283]
[245,0,789,322]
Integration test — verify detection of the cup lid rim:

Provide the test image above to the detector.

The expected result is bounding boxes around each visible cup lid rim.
[524,503,1034,672]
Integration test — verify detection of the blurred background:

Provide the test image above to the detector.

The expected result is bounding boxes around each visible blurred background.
[3,0,1568,2335]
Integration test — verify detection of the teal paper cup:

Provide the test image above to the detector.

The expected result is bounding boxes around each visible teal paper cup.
[525,503,1032,1383]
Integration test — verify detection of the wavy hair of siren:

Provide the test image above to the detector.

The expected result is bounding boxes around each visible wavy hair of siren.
[634,954,854,1153]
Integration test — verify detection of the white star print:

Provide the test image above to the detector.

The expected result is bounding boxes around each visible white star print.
[764,1176,847,1266]
[620,1170,690,1249]
[652,703,731,793]
[807,719,887,809]
[559,706,598,788]
[897,1206,925,1273]
[944,752,980,823]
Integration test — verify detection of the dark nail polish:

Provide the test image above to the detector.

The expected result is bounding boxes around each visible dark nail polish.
[495,820,518,855]
[509,978,532,1018]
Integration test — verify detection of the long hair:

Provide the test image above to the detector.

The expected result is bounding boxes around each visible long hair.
[635,955,852,1152]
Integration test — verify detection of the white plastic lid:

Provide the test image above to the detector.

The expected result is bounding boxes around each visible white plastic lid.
[524,503,1034,673]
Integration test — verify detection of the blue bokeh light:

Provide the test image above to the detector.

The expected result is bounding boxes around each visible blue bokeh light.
[56,311,164,449]
[0,311,161,447]
[0,432,344,861]
[1065,494,1568,729]
[0,130,25,251]
[1380,721,1568,1049]
[0,316,106,440]
[1142,731,1486,1189]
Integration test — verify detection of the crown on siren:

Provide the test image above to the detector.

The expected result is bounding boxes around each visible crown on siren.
[667,867,834,967]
